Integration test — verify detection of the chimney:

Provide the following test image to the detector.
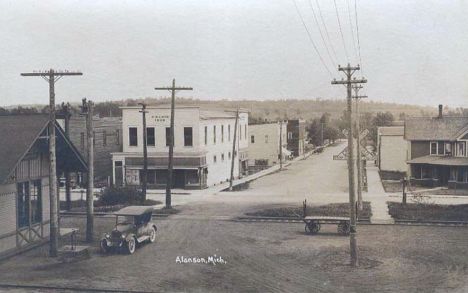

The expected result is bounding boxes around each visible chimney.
[438,104,443,119]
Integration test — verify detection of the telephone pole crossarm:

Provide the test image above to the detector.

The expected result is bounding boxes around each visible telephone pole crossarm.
[154,87,193,91]
[331,78,367,85]
[21,72,83,77]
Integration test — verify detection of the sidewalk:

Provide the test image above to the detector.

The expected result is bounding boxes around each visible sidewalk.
[365,166,394,224]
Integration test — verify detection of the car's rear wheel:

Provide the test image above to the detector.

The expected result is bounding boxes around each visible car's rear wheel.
[149,227,156,243]
[100,239,111,253]
[125,237,136,254]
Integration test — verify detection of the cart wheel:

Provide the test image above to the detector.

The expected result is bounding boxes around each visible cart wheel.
[305,222,320,234]
[337,221,350,235]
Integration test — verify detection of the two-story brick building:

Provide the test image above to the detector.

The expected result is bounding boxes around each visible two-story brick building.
[0,115,87,259]
[111,106,249,189]
[287,119,306,157]
[66,115,122,185]
[405,106,468,189]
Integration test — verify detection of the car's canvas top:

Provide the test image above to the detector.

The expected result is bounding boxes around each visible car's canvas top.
[114,206,154,216]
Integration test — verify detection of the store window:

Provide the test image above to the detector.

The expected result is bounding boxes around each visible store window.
[166,127,171,147]
[147,127,155,146]
[184,127,193,147]
[129,127,138,146]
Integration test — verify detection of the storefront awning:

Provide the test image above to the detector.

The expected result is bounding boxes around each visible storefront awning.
[407,155,468,166]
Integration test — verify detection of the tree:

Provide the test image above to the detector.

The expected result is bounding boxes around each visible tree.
[369,111,394,144]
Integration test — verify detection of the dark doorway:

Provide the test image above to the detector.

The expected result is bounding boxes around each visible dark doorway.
[440,166,449,186]
[115,162,123,186]
[174,170,185,188]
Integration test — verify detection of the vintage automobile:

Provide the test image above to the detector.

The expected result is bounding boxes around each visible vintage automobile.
[100,206,157,254]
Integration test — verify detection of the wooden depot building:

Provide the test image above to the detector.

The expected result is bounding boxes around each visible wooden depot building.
[0,115,87,259]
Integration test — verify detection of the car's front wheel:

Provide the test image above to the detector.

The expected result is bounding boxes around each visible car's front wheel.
[125,237,136,254]
[149,227,156,243]
[100,239,111,253]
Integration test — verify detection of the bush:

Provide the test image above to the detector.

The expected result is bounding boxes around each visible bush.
[98,186,144,206]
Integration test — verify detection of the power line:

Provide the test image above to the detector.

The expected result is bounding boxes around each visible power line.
[292,0,333,77]
[333,0,349,62]
[354,0,364,75]
[307,0,337,66]
[315,0,339,63]
[346,0,359,61]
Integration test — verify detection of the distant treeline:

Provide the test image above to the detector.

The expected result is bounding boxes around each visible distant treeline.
[2,98,467,121]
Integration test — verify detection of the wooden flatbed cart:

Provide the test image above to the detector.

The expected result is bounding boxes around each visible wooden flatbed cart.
[303,216,351,235]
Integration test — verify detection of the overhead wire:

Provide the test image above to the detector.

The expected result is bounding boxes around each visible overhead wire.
[307,0,337,67]
[346,0,359,62]
[292,0,333,77]
[315,0,339,64]
[333,0,349,62]
[354,0,364,76]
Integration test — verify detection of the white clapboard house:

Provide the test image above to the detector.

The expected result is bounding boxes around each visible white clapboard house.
[0,115,87,259]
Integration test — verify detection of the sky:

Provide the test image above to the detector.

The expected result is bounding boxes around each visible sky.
[0,0,467,107]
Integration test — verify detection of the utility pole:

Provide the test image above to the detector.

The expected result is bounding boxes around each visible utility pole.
[279,120,283,170]
[331,64,367,267]
[402,177,407,205]
[155,79,193,208]
[139,103,148,200]
[21,69,82,257]
[352,85,367,212]
[81,98,94,243]
[321,122,325,146]
[59,103,72,211]
[229,108,240,191]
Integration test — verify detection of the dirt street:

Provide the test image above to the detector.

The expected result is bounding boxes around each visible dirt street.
[0,216,467,293]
